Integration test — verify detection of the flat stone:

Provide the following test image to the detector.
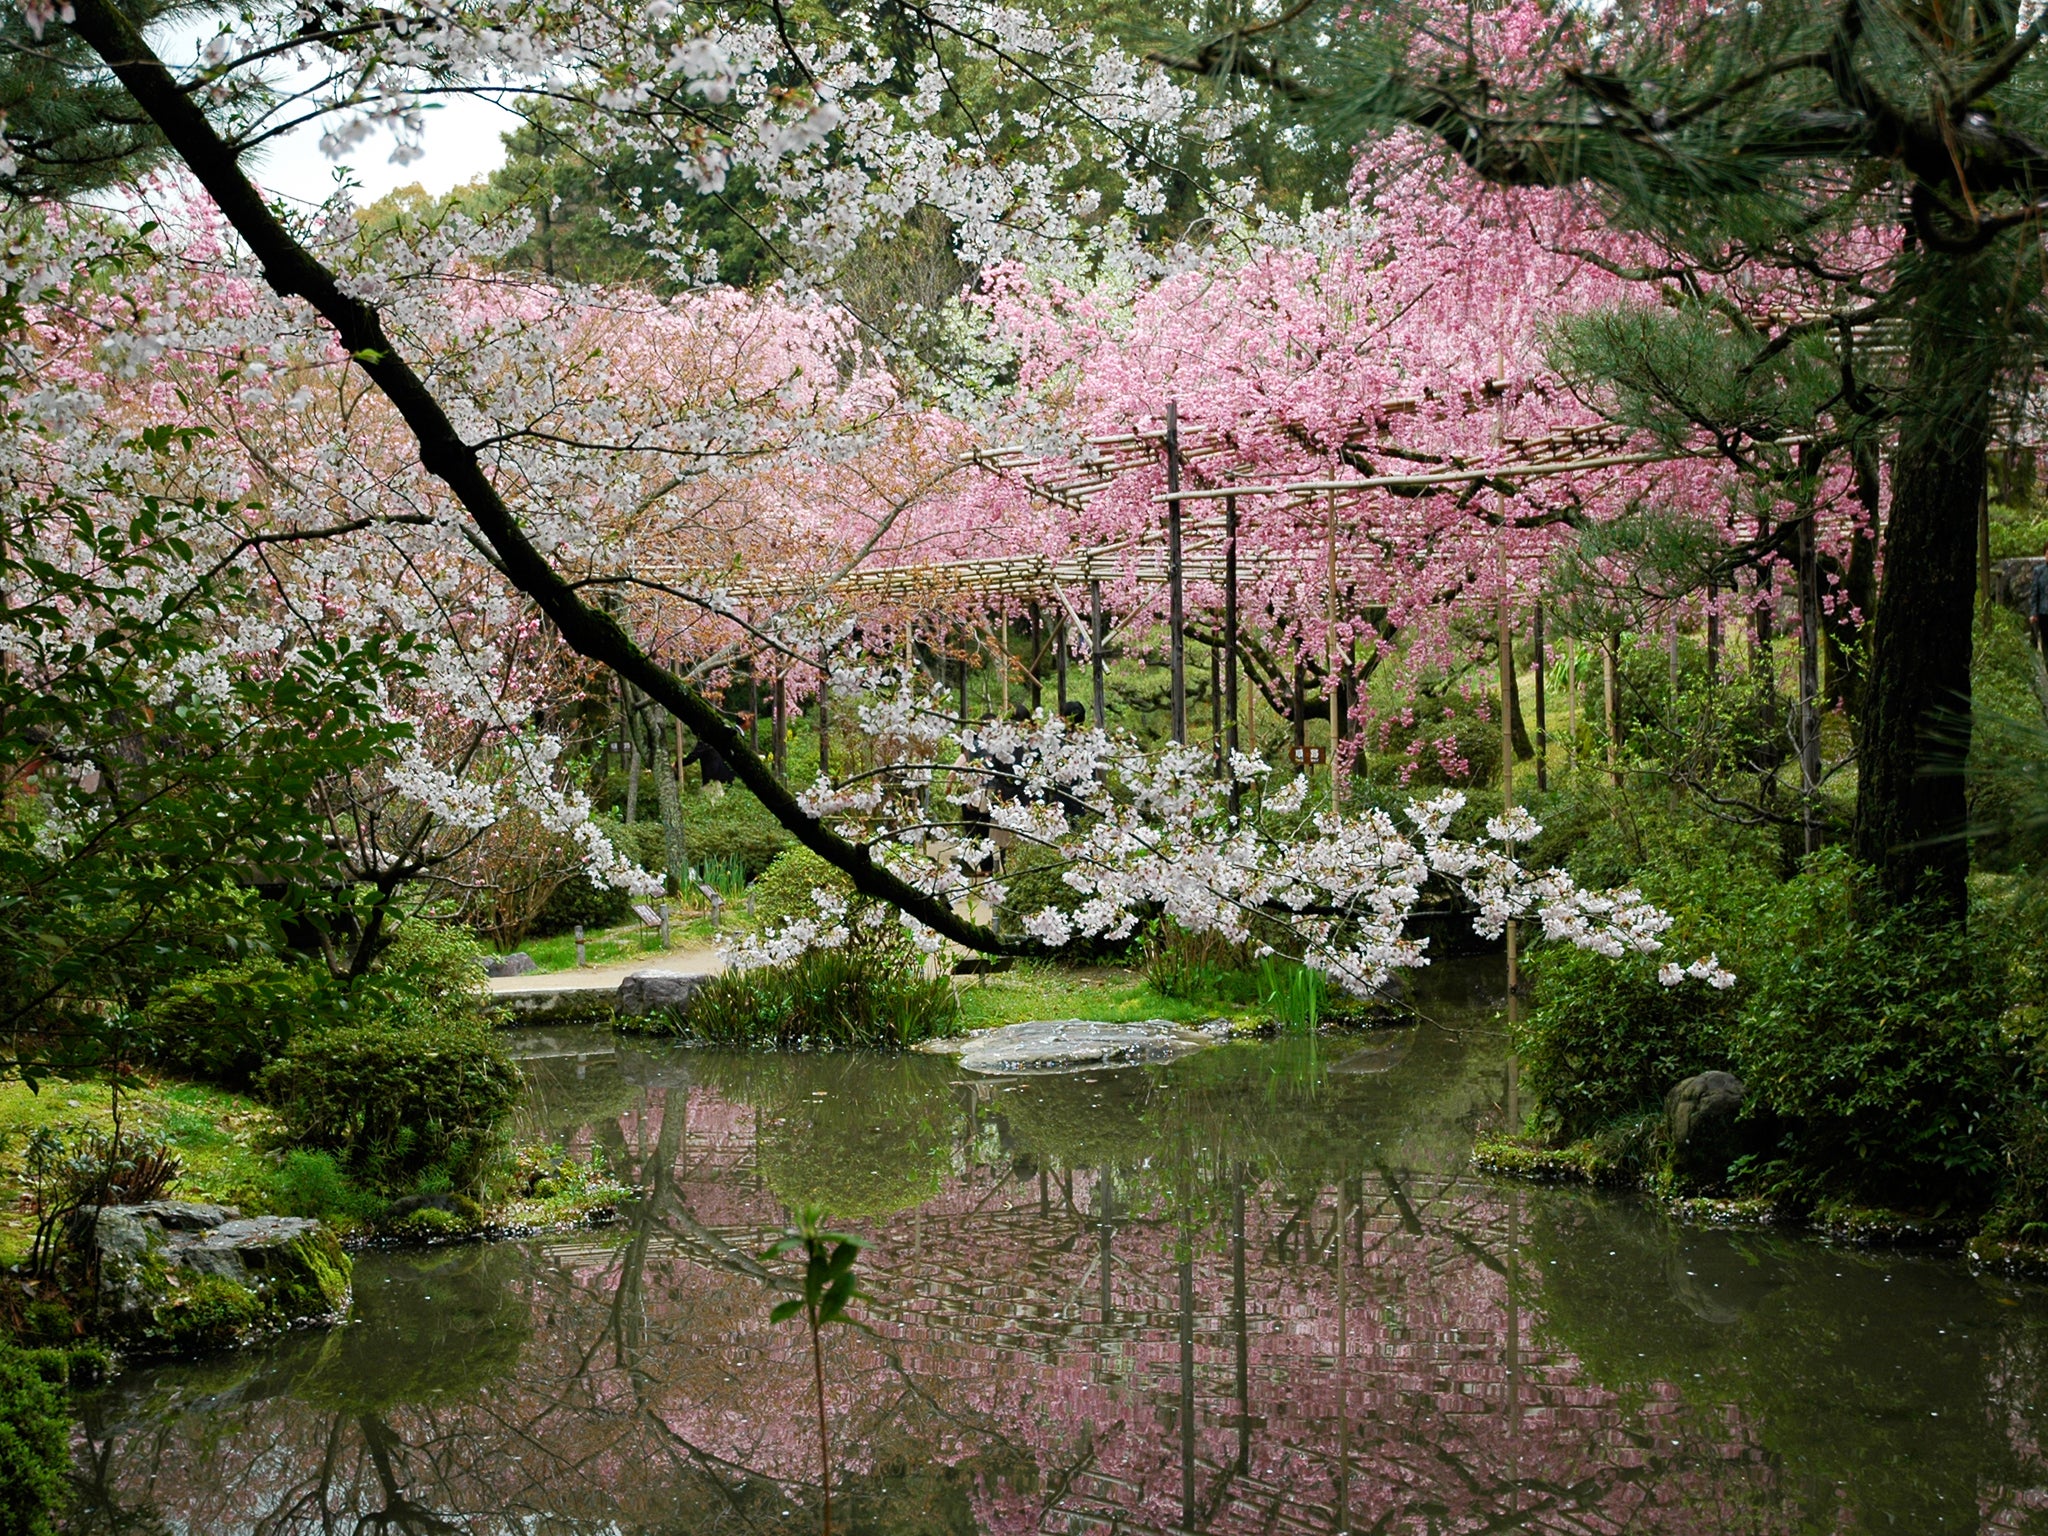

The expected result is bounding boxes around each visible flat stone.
[127,1200,238,1230]
[484,951,538,978]
[924,1018,1220,1076]
[618,969,711,1018]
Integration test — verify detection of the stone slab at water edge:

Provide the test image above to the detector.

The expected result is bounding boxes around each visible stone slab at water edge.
[922,1018,1228,1075]
[91,1200,352,1355]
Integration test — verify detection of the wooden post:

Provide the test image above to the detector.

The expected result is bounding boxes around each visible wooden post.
[1979,480,1993,614]
[1090,580,1106,730]
[1797,510,1823,854]
[1567,635,1579,779]
[1224,494,1241,817]
[1028,601,1044,712]
[1706,576,1721,684]
[1327,488,1341,809]
[1055,608,1068,715]
[1532,600,1547,794]
[1602,632,1621,787]
[957,652,968,728]
[772,671,787,780]
[1292,659,1306,757]
[1166,400,1188,744]
[998,602,1010,715]
[816,644,831,778]
[748,665,761,753]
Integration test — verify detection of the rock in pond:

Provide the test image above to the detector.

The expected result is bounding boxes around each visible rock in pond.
[923,1018,1227,1075]
[618,969,711,1018]
[1665,1070,1748,1185]
[91,1200,352,1354]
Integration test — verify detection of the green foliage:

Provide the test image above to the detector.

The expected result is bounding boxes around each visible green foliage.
[1733,854,2012,1210]
[0,376,417,1086]
[762,1205,865,1330]
[1519,813,1779,1141]
[748,847,857,930]
[0,1337,69,1536]
[152,1273,263,1353]
[529,874,632,938]
[680,949,960,1051]
[682,784,794,877]
[371,921,497,1028]
[1520,947,1736,1141]
[263,1150,385,1224]
[256,1015,522,1193]
[138,956,321,1088]
[1256,959,1332,1031]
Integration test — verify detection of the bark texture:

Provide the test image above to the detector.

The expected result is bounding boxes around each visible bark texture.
[1850,277,1993,916]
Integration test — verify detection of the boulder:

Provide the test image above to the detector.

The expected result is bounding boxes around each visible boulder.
[1665,1070,1749,1186]
[618,969,711,1018]
[89,1200,351,1353]
[485,951,539,978]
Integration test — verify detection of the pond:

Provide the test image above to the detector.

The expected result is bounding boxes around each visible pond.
[63,959,2048,1533]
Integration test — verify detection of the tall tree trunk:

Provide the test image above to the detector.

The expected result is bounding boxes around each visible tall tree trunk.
[1850,278,1993,917]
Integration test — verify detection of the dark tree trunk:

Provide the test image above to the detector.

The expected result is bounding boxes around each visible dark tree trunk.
[1850,282,1992,917]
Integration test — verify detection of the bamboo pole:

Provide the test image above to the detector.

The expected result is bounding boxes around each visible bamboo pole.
[1166,400,1187,744]
[1090,580,1106,730]
[1532,601,1547,793]
[1327,487,1341,813]
[1225,494,1241,819]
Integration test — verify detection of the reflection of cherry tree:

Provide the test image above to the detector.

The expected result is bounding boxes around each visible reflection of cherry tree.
[81,1045,2048,1536]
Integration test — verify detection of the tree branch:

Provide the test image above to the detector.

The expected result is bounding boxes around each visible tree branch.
[64,0,1023,956]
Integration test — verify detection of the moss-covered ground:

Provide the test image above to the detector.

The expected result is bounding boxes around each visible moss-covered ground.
[0,1077,281,1268]
[951,961,1261,1032]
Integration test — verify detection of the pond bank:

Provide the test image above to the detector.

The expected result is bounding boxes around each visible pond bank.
[62,964,2048,1534]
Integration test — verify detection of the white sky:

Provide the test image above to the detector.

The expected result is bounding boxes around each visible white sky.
[149,15,519,208]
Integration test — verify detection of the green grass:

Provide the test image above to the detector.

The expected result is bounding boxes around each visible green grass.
[952,961,1252,1031]
[0,1076,281,1267]
[497,916,719,973]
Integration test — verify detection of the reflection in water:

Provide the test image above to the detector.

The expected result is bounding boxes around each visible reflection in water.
[65,962,2048,1534]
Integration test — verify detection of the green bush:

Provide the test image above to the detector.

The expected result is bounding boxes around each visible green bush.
[1732,855,2012,1211]
[1520,947,1740,1141]
[263,1149,386,1223]
[257,1016,523,1193]
[371,921,498,1028]
[747,846,856,931]
[138,955,322,1088]
[680,948,960,1051]
[0,1339,69,1536]
[682,783,794,876]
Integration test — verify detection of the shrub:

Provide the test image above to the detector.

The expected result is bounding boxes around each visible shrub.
[529,815,647,935]
[0,1339,69,1536]
[683,783,793,877]
[1731,855,2012,1211]
[680,948,959,1051]
[748,846,856,931]
[371,921,498,1029]
[137,955,321,1087]
[257,1016,522,1193]
[1519,947,1739,1141]
[263,1150,385,1223]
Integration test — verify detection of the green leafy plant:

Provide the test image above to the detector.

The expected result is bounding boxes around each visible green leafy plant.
[1256,958,1329,1031]
[256,1016,522,1193]
[761,1205,865,1536]
[0,1339,70,1536]
[673,949,958,1051]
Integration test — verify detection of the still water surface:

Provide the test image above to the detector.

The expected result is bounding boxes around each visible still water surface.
[66,961,2048,1533]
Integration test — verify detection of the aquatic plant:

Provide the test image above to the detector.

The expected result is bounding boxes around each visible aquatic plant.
[761,1205,866,1536]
